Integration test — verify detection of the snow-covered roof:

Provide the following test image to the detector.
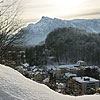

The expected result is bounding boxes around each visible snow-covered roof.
[0,64,100,100]
[76,60,86,66]
[80,66,99,70]
[43,78,49,83]
[33,68,43,72]
[22,63,29,67]
[65,73,77,78]
[57,64,99,71]
[57,65,79,70]
[85,66,99,69]
[30,65,37,70]
[33,68,38,72]
[15,66,23,69]
[46,65,58,71]
[35,72,43,75]
[73,77,99,83]
[77,60,85,63]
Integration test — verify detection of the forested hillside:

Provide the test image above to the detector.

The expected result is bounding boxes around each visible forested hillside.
[46,27,100,65]
[26,27,100,66]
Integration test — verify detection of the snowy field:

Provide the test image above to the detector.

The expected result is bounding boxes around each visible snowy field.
[0,64,100,100]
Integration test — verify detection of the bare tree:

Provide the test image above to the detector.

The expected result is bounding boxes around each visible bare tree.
[0,0,23,59]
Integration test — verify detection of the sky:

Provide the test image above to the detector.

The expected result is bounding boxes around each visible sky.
[21,0,100,23]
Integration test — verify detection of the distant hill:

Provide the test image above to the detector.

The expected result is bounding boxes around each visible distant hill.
[16,16,100,47]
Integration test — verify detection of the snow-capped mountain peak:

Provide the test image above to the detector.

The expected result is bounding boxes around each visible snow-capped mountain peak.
[18,17,100,47]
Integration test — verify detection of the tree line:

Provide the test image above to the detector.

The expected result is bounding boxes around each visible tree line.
[25,27,100,66]
[0,0,23,59]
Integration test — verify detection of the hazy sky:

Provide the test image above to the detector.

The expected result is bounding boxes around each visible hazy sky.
[21,0,100,22]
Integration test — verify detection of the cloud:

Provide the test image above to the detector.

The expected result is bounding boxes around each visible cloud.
[24,4,53,9]
[79,12,100,16]
[22,0,100,21]
[59,10,100,19]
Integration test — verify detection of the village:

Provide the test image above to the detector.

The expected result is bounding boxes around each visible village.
[14,60,100,96]
[1,49,100,96]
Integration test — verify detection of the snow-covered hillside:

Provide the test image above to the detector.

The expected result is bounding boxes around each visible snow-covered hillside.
[0,64,100,100]
[17,16,100,46]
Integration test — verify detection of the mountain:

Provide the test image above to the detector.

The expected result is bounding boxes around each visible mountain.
[0,64,100,100]
[17,16,100,47]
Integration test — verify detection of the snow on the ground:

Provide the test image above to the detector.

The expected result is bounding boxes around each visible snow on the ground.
[0,90,21,100]
[0,64,100,100]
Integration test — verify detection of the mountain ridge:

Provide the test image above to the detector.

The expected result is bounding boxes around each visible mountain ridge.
[17,16,100,47]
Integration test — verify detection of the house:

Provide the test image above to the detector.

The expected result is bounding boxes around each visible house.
[43,78,49,83]
[57,65,79,71]
[52,60,86,73]
[73,77,100,94]
[22,63,29,68]
[64,72,77,79]
[76,60,87,67]
[15,66,23,70]
[27,65,37,71]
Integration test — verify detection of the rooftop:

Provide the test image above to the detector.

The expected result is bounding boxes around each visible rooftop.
[22,63,29,67]
[57,65,79,70]
[65,72,77,78]
[73,77,99,83]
